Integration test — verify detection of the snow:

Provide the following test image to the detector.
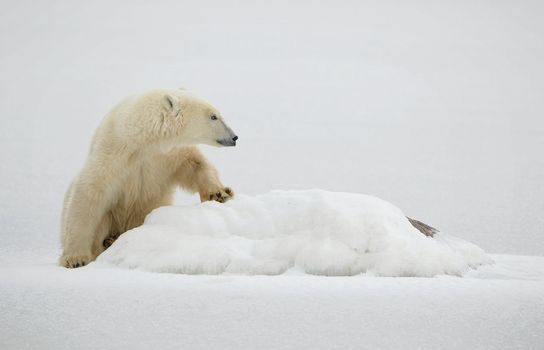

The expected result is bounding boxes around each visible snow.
[1,255,544,350]
[97,190,491,277]
[1,0,544,349]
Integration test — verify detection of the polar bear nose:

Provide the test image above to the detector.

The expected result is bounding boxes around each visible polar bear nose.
[232,136,238,142]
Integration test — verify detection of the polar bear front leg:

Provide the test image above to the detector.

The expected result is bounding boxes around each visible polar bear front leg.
[174,147,234,203]
[59,178,112,268]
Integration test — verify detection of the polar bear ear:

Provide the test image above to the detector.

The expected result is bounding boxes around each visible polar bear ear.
[163,94,181,118]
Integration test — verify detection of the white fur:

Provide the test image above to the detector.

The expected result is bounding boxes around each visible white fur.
[59,89,237,268]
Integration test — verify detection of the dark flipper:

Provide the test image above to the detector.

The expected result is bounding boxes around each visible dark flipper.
[407,217,438,237]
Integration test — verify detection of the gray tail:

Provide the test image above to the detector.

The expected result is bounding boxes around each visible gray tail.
[407,217,439,237]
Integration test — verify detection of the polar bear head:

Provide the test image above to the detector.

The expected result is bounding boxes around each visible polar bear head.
[162,90,238,148]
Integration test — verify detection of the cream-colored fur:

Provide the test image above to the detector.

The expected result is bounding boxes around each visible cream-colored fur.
[60,89,237,268]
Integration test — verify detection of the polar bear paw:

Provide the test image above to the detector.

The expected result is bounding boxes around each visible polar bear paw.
[103,232,121,249]
[202,187,233,203]
[59,254,94,268]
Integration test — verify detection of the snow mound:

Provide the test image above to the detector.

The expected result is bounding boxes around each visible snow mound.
[96,190,492,276]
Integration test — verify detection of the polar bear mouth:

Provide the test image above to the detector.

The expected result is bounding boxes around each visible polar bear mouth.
[217,136,238,147]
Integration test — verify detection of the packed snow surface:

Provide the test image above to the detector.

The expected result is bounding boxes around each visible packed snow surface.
[96,190,491,276]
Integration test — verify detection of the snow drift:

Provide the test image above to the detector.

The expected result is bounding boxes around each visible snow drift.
[96,190,491,276]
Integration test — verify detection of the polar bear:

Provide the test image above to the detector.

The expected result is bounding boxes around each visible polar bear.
[60,89,238,268]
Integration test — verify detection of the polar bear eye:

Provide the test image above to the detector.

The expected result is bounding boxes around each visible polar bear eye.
[210,115,218,121]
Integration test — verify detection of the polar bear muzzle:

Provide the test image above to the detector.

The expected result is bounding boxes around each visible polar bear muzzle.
[217,134,238,147]
[215,118,238,146]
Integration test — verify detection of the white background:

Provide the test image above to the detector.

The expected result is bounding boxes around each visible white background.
[1,0,543,257]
